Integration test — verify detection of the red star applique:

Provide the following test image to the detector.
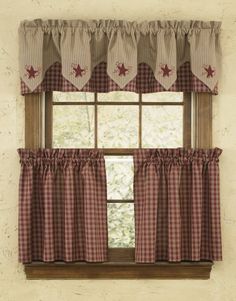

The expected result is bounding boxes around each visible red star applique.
[204,65,215,78]
[117,63,129,76]
[26,66,39,79]
[73,64,86,77]
[161,64,172,77]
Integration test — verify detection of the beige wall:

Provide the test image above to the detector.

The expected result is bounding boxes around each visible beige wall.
[0,0,235,300]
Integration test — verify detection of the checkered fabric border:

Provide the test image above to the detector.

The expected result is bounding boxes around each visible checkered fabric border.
[21,61,218,95]
[18,149,108,263]
[133,148,222,263]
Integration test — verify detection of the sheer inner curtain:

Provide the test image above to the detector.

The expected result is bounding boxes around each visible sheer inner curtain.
[134,148,222,263]
[18,149,108,263]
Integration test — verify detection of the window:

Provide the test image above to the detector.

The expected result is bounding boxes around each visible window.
[46,91,190,149]
[47,91,190,251]
[20,18,220,279]
[24,91,213,279]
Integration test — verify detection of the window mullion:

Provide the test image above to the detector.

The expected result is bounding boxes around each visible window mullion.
[107,199,134,203]
[45,92,53,148]
[95,93,98,148]
[183,92,192,148]
[139,93,142,148]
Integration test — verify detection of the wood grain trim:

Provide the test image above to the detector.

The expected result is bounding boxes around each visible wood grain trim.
[25,261,212,279]
[183,92,192,148]
[25,93,43,149]
[45,92,53,148]
[95,93,98,148]
[108,248,134,262]
[138,93,142,148]
[24,248,212,280]
[193,93,212,148]
[107,199,133,203]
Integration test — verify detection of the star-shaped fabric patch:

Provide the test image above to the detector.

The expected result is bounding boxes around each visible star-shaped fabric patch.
[26,66,39,79]
[117,63,129,76]
[72,64,86,77]
[161,64,172,77]
[204,65,215,78]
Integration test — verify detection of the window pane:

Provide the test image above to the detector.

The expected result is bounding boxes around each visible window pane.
[53,92,94,102]
[53,105,94,147]
[142,106,183,147]
[105,156,133,200]
[98,91,138,102]
[108,203,135,248]
[142,92,183,102]
[98,105,138,148]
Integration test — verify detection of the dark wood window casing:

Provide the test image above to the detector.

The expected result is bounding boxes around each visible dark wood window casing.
[24,92,213,279]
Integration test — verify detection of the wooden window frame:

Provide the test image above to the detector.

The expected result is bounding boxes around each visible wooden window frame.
[24,92,213,279]
[44,91,191,151]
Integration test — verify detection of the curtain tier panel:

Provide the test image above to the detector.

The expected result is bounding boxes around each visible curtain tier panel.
[18,149,108,263]
[133,148,222,263]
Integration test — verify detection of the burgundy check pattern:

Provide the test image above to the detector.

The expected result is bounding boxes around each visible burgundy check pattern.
[18,149,108,263]
[21,61,218,95]
[133,148,222,263]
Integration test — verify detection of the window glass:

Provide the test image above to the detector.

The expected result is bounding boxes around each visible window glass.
[53,91,94,102]
[98,105,139,148]
[142,92,183,102]
[98,91,138,102]
[105,156,133,200]
[108,203,135,248]
[142,106,183,148]
[53,105,94,148]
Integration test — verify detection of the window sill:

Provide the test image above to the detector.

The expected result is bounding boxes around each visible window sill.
[25,261,213,279]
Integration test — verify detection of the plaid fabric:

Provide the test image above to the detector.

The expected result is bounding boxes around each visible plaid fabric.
[18,149,108,263]
[21,61,218,95]
[133,148,222,263]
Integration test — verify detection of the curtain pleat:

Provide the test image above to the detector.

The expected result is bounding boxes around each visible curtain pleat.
[168,164,181,261]
[18,149,108,263]
[134,148,222,263]
[18,165,33,262]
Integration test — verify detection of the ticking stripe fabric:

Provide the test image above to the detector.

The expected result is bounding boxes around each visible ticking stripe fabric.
[133,148,222,263]
[18,149,108,263]
[19,20,221,94]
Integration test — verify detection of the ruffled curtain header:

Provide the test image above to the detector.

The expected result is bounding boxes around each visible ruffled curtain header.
[19,19,221,94]
[133,147,222,164]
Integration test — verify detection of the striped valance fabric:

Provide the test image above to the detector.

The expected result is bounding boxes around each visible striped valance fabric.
[19,19,221,94]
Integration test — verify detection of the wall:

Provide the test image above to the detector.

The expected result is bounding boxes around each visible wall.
[0,0,235,300]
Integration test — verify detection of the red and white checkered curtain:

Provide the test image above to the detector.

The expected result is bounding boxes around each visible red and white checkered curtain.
[18,149,108,263]
[133,148,222,263]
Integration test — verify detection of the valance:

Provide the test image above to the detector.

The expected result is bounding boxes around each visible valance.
[19,19,221,95]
